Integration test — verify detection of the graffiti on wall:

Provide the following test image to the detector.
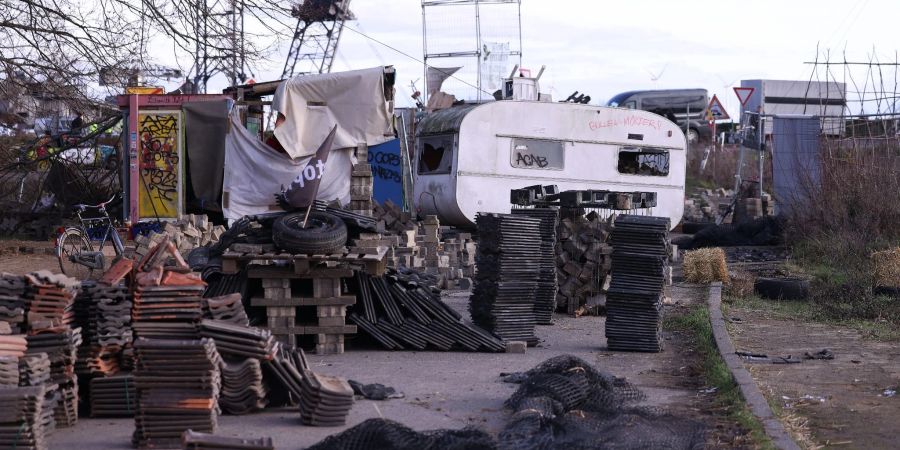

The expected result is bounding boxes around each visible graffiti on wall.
[138,112,181,219]
[368,139,403,206]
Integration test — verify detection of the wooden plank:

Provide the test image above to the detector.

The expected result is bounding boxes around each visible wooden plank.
[251,296,356,307]
[221,251,242,259]
[247,265,353,279]
[221,259,240,274]
[269,325,357,335]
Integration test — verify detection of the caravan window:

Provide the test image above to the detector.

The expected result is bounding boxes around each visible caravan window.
[418,135,454,175]
[617,147,669,176]
[510,138,564,170]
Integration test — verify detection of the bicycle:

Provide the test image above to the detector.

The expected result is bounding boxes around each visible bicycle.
[56,194,125,279]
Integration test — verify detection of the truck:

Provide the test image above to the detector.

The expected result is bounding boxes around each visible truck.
[413,100,687,229]
[606,88,710,144]
[740,79,847,136]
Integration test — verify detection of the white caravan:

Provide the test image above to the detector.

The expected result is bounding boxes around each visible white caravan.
[413,101,687,229]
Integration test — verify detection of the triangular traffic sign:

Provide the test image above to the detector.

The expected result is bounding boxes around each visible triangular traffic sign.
[733,87,755,106]
[706,94,729,121]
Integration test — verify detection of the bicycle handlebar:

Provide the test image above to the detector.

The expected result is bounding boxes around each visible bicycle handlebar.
[74,193,119,211]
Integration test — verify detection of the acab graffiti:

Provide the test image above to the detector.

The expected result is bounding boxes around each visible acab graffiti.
[138,113,180,217]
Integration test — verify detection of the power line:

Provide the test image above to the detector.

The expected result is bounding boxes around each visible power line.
[341,25,492,97]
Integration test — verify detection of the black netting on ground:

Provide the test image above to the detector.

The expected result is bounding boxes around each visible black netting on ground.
[502,355,646,410]
[305,418,496,450]
[305,355,706,450]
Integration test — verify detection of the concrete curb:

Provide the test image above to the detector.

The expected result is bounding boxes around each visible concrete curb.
[707,282,800,450]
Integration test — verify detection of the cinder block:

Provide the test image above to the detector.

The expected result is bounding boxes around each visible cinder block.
[506,341,527,354]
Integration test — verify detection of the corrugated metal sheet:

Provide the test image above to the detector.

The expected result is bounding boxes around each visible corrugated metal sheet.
[772,116,820,216]
[415,104,479,136]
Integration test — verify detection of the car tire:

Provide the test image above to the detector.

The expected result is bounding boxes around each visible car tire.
[754,277,810,300]
[272,211,347,254]
[686,128,700,145]
[873,286,900,298]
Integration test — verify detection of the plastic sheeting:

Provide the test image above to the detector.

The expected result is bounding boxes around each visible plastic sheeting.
[272,67,394,159]
[222,115,353,221]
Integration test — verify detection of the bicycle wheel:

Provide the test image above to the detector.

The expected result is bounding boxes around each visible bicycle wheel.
[57,228,94,280]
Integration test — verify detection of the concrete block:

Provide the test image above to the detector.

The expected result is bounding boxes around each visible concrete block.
[506,341,527,354]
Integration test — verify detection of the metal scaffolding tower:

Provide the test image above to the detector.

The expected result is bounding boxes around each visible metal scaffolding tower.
[281,0,355,79]
[191,0,248,93]
[421,0,522,102]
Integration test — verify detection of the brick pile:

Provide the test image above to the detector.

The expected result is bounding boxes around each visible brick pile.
[132,214,226,259]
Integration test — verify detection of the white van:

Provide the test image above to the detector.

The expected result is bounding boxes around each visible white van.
[413,101,687,229]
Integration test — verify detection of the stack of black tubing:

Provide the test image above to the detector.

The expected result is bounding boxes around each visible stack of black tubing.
[511,208,559,325]
[605,215,670,352]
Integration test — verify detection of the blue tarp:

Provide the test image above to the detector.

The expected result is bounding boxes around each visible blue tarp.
[368,139,404,206]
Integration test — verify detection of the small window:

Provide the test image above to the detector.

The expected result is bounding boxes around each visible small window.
[418,135,454,174]
[624,100,637,109]
[510,138,564,170]
[617,147,669,176]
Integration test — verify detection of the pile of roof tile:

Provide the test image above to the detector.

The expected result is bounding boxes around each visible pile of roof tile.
[0,334,26,358]
[469,213,542,344]
[511,208,560,324]
[0,274,27,333]
[0,356,17,386]
[26,327,80,428]
[202,293,249,327]
[263,345,307,405]
[22,271,82,429]
[198,320,273,415]
[0,386,46,450]
[17,353,54,434]
[23,271,79,329]
[90,373,136,417]
[605,215,670,353]
[300,370,354,427]
[133,238,206,340]
[76,281,132,378]
[219,359,267,415]
[132,338,221,449]
[350,270,505,352]
[181,429,274,450]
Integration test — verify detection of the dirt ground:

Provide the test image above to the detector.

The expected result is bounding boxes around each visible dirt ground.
[726,301,900,449]
[0,250,59,273]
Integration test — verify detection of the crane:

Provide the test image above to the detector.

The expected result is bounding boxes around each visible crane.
[281,0,355,79]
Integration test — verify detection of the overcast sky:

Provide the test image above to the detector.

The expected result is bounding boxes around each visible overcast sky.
[187,0,897,118]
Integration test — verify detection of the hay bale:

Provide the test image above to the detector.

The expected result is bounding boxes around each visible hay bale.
[726,270,755,297]
[683,248,729,284]
[872,248,900,288]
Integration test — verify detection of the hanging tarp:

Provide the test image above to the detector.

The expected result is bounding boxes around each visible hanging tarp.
[272,66,394,159]
[183,100,230,209]
[222,115,353,221]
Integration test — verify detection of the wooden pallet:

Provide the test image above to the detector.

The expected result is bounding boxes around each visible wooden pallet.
[247,265,358,355]
[221,247,388,276]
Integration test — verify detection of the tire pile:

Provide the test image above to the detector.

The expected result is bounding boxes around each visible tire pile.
[510,208,559,325]
[469,213,542,344]
[605,216,670,352]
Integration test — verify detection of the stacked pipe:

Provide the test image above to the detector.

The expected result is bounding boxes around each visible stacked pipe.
[469,213,542,344]
[604,215,670,352]
[350,271,505,352]
[511,208,560,324]
[132,338,221,449]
